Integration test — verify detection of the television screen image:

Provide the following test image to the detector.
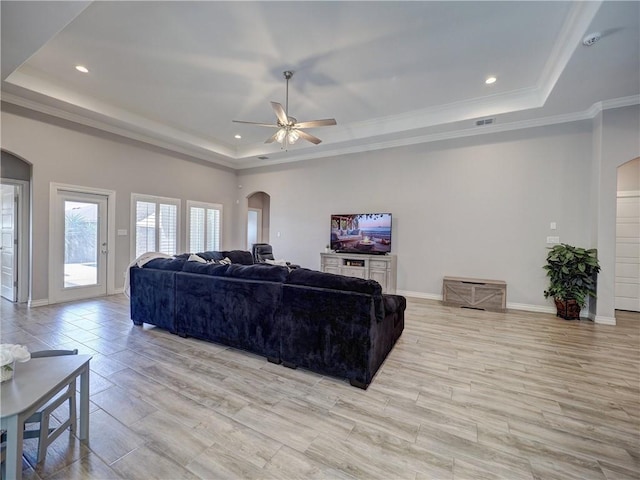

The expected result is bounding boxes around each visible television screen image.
[330,213,392,254]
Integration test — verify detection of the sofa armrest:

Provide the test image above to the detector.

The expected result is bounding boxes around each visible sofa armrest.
[383,294,406,315]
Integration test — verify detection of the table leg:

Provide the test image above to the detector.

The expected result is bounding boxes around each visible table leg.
[4,414,24,480]
[79,364,90,441]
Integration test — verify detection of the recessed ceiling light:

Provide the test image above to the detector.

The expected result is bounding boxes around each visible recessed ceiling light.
[234,134,242,139]
[485,76,497,85]
[75,65,89,73]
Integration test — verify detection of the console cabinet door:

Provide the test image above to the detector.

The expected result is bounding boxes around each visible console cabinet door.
[342,267,366,279]
[324,266,341,275]
[369,269,388,291]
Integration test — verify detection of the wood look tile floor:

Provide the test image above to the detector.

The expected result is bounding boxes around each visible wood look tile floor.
[1,295,638,480]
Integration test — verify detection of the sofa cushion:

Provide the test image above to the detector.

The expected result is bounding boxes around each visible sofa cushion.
[196,251,225,262]
[286,268,382,295]
[196,250,254,265]
[222,250,255,265]
[182,262,229,276]
[225,263,289,282]
[142,257,187,271]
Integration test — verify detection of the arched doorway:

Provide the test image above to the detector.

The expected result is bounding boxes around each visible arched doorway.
[246,191,270,249]
[1,150,32,303]
[615,157,640,312]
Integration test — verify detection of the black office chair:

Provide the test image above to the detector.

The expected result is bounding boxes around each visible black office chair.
[0,349,79,464]
[251,243,299,269]
[252,243,275,263]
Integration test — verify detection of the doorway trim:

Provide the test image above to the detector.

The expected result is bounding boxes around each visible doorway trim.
[615,189,640,312]
[49,183,116,304]
[0,178,29,303]
[247,207,263,249]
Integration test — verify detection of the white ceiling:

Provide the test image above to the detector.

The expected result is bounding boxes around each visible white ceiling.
[2,1,639,169]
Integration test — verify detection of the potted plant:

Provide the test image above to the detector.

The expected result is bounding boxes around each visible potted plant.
[543,243,601,320]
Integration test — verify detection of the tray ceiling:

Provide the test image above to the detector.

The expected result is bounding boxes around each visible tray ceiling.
[2,1,638,169]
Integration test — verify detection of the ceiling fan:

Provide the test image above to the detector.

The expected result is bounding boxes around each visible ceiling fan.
[233,71,337,147]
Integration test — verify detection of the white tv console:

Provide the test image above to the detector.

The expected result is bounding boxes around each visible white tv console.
[320,252,397,294]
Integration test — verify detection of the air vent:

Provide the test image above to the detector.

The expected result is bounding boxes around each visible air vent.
[475,118,495,126]
[257,156,269,160]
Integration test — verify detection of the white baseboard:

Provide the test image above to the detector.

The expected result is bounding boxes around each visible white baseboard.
[398,291,570,316]
[27,292,125,308]
[399,291,619,324]
[593,315,616,325]
[28,298,49,307]
[506,302,556,314]
[397,290,442,301]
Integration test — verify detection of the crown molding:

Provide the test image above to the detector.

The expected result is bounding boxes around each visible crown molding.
[1,91,237,170]
[238,95,640,169]
[536,1,603,103]
[4,86,638,171]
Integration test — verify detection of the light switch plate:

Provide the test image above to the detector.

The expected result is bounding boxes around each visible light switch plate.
[117,229,128,236]
[546,236,560,244]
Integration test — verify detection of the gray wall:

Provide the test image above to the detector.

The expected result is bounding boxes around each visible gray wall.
[1,106,240,303]
[2,101,638,318]
[238,122,594,309]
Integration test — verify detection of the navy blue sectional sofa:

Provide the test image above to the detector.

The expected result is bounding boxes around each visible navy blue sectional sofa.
[129,250,405,388]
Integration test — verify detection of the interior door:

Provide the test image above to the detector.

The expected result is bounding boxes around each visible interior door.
[52,190,108,302]
[616,194,640,312]
[1,184,17,301]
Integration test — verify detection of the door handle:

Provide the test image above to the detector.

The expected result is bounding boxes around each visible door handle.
[101,242,108,255]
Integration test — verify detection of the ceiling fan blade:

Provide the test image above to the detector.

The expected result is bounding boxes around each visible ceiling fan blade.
[271,102,289,125]
[265,132,279,144]
[232,120,279,127]
[294,119,337,129]
[297,130,323,145]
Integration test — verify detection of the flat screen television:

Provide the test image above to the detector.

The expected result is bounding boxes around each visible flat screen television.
[330,213,392,254]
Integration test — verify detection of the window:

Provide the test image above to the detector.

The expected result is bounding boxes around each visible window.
[187,201,222,253]
[131,194,180,258]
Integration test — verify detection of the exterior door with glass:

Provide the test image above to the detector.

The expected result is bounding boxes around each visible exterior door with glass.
[52,191,108,302]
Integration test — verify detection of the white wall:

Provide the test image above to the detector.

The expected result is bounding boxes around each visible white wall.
[238,121,594,310]
[1,106,240,303]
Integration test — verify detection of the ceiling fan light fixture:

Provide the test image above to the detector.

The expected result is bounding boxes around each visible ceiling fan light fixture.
[287,130,300,144]
[275,129,287,143]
